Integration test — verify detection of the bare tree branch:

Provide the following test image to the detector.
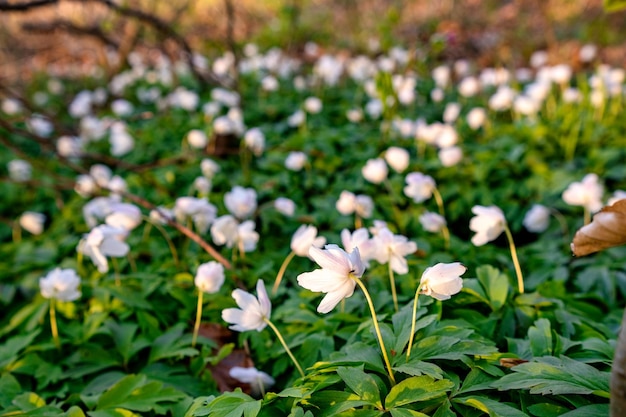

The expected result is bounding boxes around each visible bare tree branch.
[21,19,120,48]
[0,0,57,12]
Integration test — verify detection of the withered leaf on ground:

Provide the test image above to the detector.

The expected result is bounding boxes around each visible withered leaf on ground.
[571,199,626,257]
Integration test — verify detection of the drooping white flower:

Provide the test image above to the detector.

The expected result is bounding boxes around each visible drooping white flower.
[27,114,54,137]
[57,136,83,158]
[111,99,134,117]
[224,186,257,219]
[222,280,271,332]
[290,225,326,257]
[105,202,142,231]
[211,215,240,248]
[109,122,134,157]
[193,176,211,195]
[287,110,306,127]
[336,191,357,215]
[384,147,410,173]
[174,197,217,234]
[297,245,365,314]
[438,146,463,167]
[443,102,461,124]
[469,205,506,246]
[83,196,118,228]
[403,172,435,203]
[229,366,275,396]
[608,190,626,207]
[562,174,604,213]
[466,108,487,130]
[274,197,296,217]
[8,159,32,182]
[195,261,225,294]
[244,128,265,156]
[200,158,220,179]
[355,195,374,219]
[362,158,388,184]
[237,221,260,252]
[303,96,323,114]
[186,129,208,149]
[77,225,130,273]
[20,211,46,235]
[285,152,307,171]
[2,98,23,115]
[523,204,551,233]
[419,262,466,300]
[419,212,446,233]
[39,268,81,302]
[370,228,417,275]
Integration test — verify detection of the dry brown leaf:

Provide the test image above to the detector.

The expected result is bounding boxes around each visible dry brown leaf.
[571,199,626,257]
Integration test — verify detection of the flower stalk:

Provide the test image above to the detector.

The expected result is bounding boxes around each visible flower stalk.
[406,284,422,360]
[192,291,204,348]
[355,277,396,384]
[264,318,305,378]
[503,224,524,294]
[388,262,399,313]
[49,299,60,349]
[272,250,296,295]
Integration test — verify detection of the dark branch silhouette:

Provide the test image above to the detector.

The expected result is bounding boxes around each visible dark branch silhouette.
[21,19,120,48]
[0,0,57,12]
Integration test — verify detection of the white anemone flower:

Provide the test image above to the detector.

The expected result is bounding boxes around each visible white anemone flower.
[78,225,130,273]
[297,244,365,314]
[469,205,506,246]
[362,158,388,184]
[195,261,225,294]
[370,228,417,275]
[274,197,296,217]
[419,262,466,300]
[224,186,257,219]
[404,172,436,203]
[222,280,271,332]
[229,366,275,396]
[39,268,81,302]
[562,173,604,213]
[19,211,46,235]
[523,204,551,233]
[290,225,326,257]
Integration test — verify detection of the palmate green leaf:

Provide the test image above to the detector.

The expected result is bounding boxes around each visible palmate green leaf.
[526,402,572,416]
[184,396,215,417]
[0,299,47,337]
[0,330,40,370]
[105,320,150,366]
[0,373,21,408]
[491,356,610,397]
[453,395,527,417]
[96,374,186,413]
[148,323,199,364]
[476,265,510,311]
[326,342,386,375]
[528,318,553,357]
[89,409,141,417]
[194,390,261,417]
[385,375,454,408]
[337,366,382,408]
[313,391,377,417]
[393,360,444,380]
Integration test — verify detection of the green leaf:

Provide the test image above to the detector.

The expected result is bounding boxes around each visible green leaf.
[183,396,215,417]
[394,360,444,380]
[337,366,382,407]
[88,409,141,417]
[326,342,386,375]
[11,392,46,411]
[65,406,87,417]
[476,265,510,311]
[389,409,428,417]
[385,375,454,408]
[0,330,40,370]
[0,373,21,408]
[491,356,610,397]
[558,404,610,416]
[526,403,571,416]
[197,390,261,417]
[453,395,528,416]
[106,320,150,365]
[148,323,198,364]
[96,374,186,413]
[528,318,553,357]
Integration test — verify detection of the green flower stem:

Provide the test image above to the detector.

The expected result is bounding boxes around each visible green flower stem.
[406,284,423,361]
[503,223,524,294]
[12,222,21,243]
[192,290,203,348]
[49,299,60,350]
[354,277,396,385]
[388,263,399,313]
[112,257,121,287]
[355,214,362,230]
[144,215,180,268]
[432,187,446,218]
[583,207,591,226]
[264,318,305,378]
[441,225,450,250]
[272,250,296,295]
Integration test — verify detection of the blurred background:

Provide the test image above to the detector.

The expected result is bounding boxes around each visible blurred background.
[0,0,624,85]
